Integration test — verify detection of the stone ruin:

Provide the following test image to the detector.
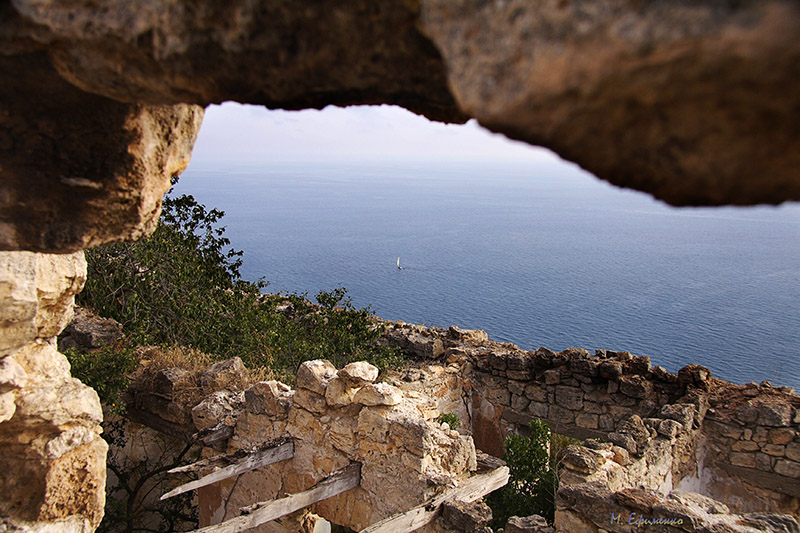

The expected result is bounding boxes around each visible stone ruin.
[1,1,800,531]
[114,320,800,532]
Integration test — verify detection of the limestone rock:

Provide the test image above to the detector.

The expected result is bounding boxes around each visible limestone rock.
[0,251,86,356]
[0,1,797,215]
[660,403,695,430]
[296,360,337,395]
[293,387,328,414]
[618,415,651,454]
[354,382,403,407]
[678,364,712,388]
[562,445,602,475]
[14,376,103,429]
[506,514,551,533]
[244,380,293,416]
[0,356,27,393]
[448,326,488,343]
[598,360,623,379]
[58,307,123,353]
[668,490,729,515]
[657,419,683,439]
[740,512,800,532]
[325,377,357,408]
[386,328,445,359]
[0,341,105,530]
[200,357,248,391]
[0,392,16,424]
[440,499,492,532]
[9,343,71,384]
[609,432,637,455]
[555,386,583,411]
[757,403,794,427]
[339,361,379,386]
[151,367,189,398]
[0,49,203,252]
[619,375,653,399]
[420,0,800,206]
[191,390,244,431]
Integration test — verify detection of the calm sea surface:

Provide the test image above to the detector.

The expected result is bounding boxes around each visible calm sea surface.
[176,160,800,390]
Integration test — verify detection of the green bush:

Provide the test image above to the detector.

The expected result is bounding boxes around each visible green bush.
[75,178,401,390]
[435,412,461,430]
[487,419,576,527]
[64,342,137,412]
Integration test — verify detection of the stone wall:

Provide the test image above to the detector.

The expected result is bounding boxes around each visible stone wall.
[700,385,800,515]
[121,322,800,531]
[129,358,480,532]
[382,322,800,525]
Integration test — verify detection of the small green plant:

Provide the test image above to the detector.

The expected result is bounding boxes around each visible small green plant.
[487,419,577,527]
[435,412,461,430]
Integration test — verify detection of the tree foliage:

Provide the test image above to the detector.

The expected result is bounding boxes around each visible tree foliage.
[75,178,401,396]
[486,419,574,527]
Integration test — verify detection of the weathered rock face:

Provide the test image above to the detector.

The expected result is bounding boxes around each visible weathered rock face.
[5,0,463,122]
[0,252,86,358]
[0,1,797,255]
[0,48,203,252]
[421,0,800,206]
[0,251,106,531]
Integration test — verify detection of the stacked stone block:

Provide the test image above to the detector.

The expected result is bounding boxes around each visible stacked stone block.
[0,252,106,532]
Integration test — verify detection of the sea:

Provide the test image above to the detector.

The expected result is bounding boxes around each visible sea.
[175,159,800,391]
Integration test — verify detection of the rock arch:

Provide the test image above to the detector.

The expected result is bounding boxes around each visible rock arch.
[1,1,799,529]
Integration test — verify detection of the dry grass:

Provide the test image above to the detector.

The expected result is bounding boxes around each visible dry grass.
[130,345,274,408]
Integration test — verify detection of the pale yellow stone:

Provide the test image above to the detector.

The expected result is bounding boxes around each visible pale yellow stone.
[354,382,402,406]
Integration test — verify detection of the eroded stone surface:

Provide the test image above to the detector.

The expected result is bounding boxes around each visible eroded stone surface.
[0,251,105,529]
[0,1,796,259]
[420,0,800,206]
[0,48,203,252]
[0,251,86,356]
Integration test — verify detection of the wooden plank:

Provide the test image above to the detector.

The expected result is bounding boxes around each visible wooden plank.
[161,440,294,501]
[169,437,293,474]
[194,420,235,448]
[359,465,509,533]
[194,462,362,533]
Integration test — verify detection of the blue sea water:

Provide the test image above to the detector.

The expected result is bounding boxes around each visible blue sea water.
[175,160,800,390]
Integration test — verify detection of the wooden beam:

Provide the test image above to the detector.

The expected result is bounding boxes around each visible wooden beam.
[359,465,509,533]
[169,437,293,474]
[193,462,362,533]
[161,440,294,501]
[194,420,235,449]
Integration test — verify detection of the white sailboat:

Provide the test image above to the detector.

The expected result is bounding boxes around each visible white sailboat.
[396,257,403,270]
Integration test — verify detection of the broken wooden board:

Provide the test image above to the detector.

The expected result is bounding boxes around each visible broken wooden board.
[359,465,510,533]
[194,462,362,533]
[168,437,292,473]
[194,420,235,449]
[161,439,294,501]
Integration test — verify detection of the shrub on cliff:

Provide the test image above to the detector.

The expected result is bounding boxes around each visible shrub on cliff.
[487,419,576,527]
[76,178,400,387]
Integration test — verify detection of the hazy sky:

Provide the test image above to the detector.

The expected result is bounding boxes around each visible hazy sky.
[189,102,560,166]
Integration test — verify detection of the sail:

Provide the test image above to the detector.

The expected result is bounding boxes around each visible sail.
[397,257,401,268]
